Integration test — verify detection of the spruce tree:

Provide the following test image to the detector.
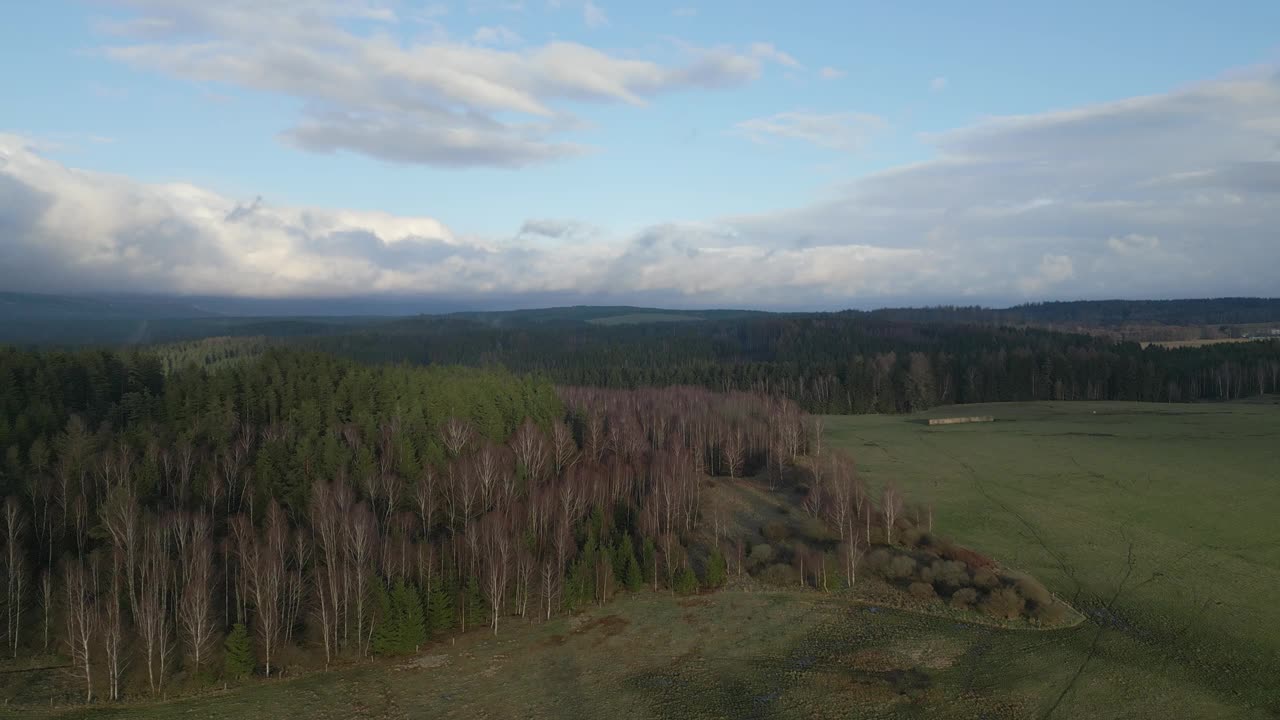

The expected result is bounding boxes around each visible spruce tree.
[624,544,644,591]
[705,547,728,589]
[641,537,658,589]
[223,623,254,679]
[673,566,698,595]
[427,580,454,635]
[395,581,427,652]
[464,575,486,631]
[371,579,397,656]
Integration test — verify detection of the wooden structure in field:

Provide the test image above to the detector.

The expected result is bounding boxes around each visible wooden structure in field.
[927,416,995,426]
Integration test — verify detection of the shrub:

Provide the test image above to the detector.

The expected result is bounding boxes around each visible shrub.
[762,522,790,543]
[941,543,996,570]
[932,560,970,589]
[887,555,917,580]
[1015,577,1052,607]
[223,623,254,679]
[758,563,798,587]
[908,582,937,601]
[901,527,923,548]
[980,587,1025,620]
[972,568,1000,590]
[950,587,979,609]
[865,548,893,574]
[748,543,775,568]
[1033,600,1070,626]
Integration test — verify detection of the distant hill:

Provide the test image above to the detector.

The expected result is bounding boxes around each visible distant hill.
[3,292,1279,346]
[442,305,768,327]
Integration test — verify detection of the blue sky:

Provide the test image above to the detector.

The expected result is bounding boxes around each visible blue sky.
[2,1,1279,307]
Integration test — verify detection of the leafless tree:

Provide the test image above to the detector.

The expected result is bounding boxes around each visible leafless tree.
[63,559,94,703]
[101,552,126,701]
[551,423,578,476]
[137,517,174,694]
[442,417,472,458]
[179,536,216,675]
[99,485,141,614]
[346,502,377,657]
[882,483,901,546]
[509,419,548,488]
[480,511,511,635]
[3,497,27,658]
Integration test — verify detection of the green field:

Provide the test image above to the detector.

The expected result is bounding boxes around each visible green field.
[19,401,1280,719]
[826,400,1280,717]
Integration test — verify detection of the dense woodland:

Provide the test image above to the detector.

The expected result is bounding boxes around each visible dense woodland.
[0,346,1070,705]
[306,316,1280,414]
[0,347,814,701]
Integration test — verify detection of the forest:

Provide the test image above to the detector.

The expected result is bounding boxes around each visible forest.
[302,315,1280,414]
[0,346,1069,704]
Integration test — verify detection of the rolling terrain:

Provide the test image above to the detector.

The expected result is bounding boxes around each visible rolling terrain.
[16,400,1276,719]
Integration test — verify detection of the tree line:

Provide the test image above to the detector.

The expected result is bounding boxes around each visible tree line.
[298,315,1280,414]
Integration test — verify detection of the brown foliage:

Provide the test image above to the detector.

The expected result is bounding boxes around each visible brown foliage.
[949,587,979,609]
[908,582,937,601]
[980,587,1025,620]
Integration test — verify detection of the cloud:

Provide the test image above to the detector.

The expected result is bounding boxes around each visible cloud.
[1107,233,1160,255]
[583,0,608,27]
[5,67,1280,306]
[734,111,888,151]
[820,66,846,80]
[930,76,948,92]
[472,25,522,46]
[725,67,1280,302]
[95,1,792,168]
[749,42,801,69]
[1017,254,1074,294]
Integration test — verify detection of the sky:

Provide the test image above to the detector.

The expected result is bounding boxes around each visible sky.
[1,0,1279,310]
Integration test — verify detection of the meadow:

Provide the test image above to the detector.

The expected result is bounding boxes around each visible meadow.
[15,400,1278,719]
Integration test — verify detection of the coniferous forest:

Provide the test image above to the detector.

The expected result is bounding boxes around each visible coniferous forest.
[309,315,1280,413]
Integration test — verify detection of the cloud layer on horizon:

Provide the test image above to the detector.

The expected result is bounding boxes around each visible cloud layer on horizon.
[2,66,1279,307]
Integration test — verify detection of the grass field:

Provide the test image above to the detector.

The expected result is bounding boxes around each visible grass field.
[826,400,1280,718]
[15,401,1279,719]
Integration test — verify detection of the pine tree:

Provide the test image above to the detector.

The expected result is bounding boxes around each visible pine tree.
[623,544,644,591]
[426,580,454,635]
[371,580,397,656]
[223,623,254,679]
[395,581,426,652]
[673,566,698,595]
[464,575,486,630]
[704,546,728,589]
[641,537,658,589]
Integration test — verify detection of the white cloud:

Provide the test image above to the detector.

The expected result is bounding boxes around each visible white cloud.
[930,76,948,92]
[95,1,794,168]
[583,0,608,27]
[819,66,845,80]
[1107,233,1160,255]
[749,42,801,69]
[472,25,522,46]
[1017,254,1074,294]
[5,67,1280,306]
[735,111,888,151]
